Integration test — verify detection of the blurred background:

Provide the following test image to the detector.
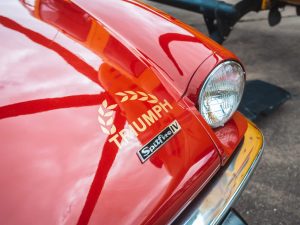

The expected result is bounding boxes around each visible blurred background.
[143,1,300,224]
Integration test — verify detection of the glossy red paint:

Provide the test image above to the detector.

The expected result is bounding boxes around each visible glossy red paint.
[0,1,247,225]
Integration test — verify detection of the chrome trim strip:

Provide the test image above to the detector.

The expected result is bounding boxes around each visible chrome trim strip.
[173,122,264,225]
[212,138,264,225]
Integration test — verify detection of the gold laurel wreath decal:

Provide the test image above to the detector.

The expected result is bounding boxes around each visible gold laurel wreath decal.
[98,100,117,135]
[115,91,158,104]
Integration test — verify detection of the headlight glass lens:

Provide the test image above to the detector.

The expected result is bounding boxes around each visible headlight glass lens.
[199,61,245,128]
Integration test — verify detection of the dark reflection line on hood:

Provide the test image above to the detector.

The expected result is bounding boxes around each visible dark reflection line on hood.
[0,94,105,120]
[159,33,203,76]
[76,107,126,225]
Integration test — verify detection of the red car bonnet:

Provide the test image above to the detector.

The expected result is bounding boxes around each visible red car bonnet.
[0,1,241,224]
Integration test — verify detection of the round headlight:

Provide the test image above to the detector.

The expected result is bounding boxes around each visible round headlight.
[198,61,245,128]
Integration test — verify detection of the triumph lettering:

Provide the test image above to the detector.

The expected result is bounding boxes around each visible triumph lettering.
[108,99,174,147]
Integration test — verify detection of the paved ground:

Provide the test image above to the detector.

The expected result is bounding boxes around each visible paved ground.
[143,1,300,224]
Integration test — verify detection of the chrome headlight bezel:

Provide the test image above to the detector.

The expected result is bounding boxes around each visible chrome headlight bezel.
[198,60,245,128]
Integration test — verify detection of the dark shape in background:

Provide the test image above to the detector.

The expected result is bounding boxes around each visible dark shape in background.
[238,80,291,121]
[149,0,300,44]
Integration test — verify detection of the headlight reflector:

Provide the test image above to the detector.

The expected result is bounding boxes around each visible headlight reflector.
[199,61,245,128]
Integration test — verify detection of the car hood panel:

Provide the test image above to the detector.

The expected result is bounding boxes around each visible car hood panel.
[0,1,221,225]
